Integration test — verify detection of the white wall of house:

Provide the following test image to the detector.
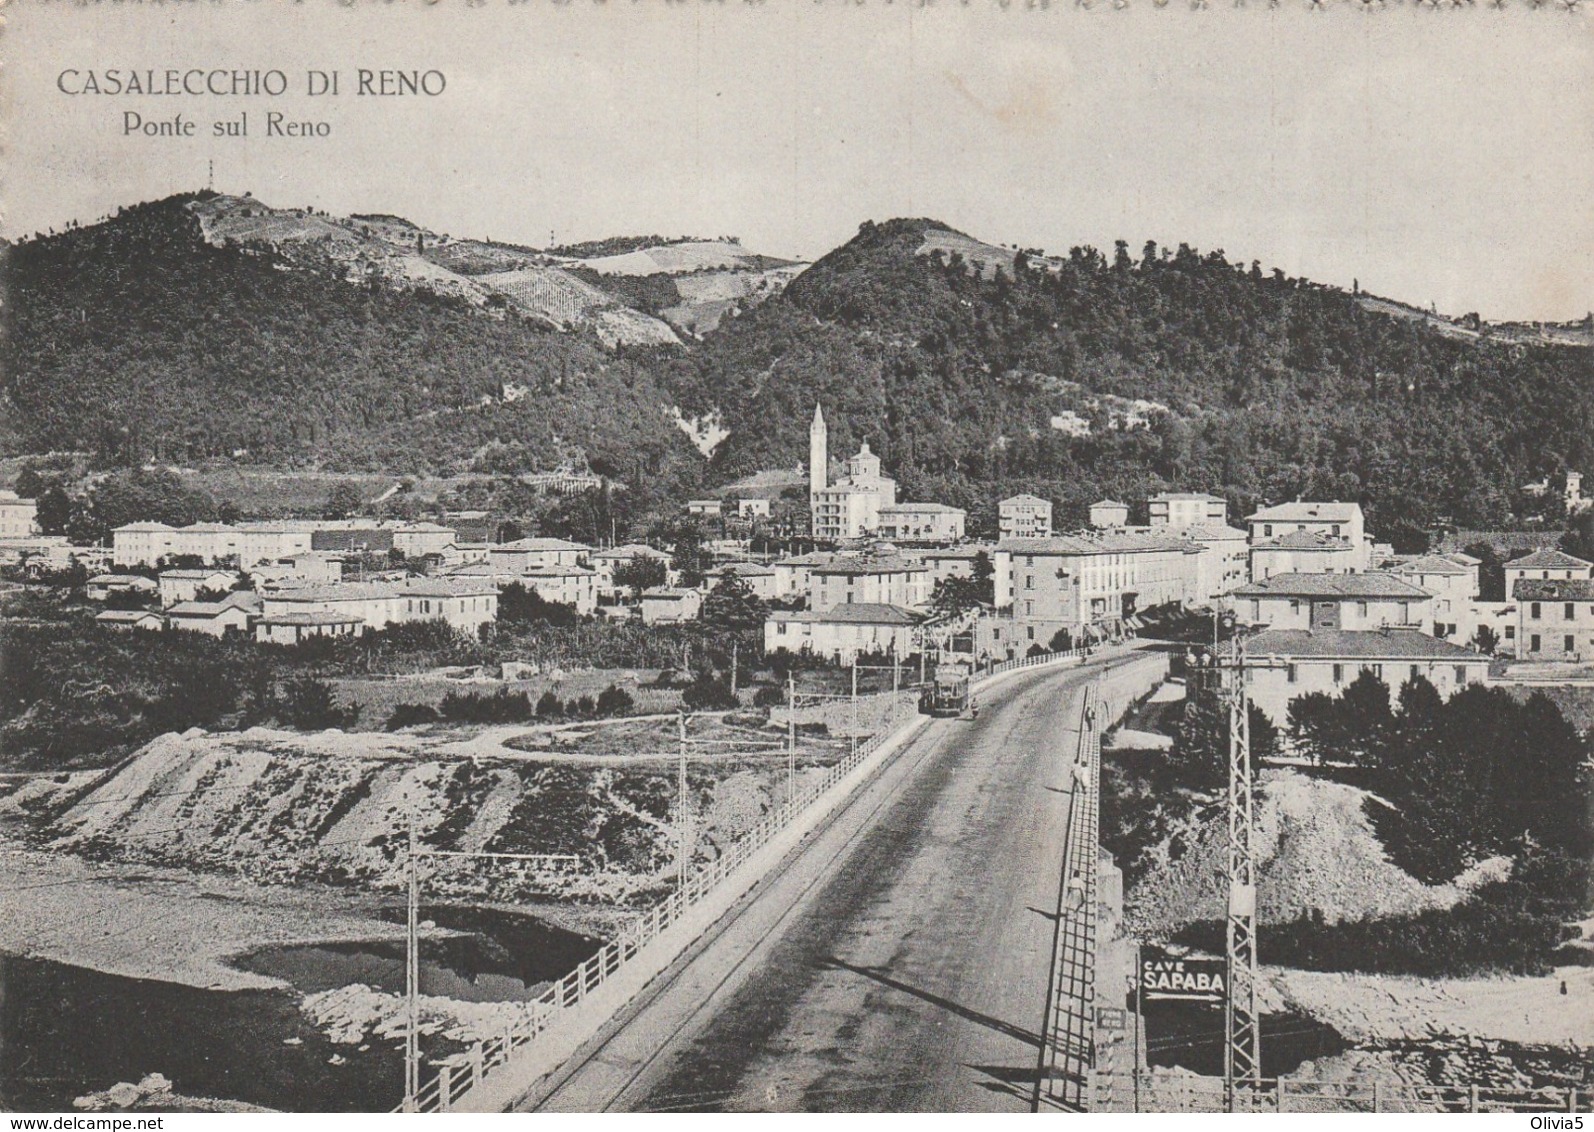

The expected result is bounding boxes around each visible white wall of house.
[1248,654,1490,725]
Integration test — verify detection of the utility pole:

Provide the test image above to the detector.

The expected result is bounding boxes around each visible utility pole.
[786,670,796,807]
[404,803,420,1110]
[850,657,859,758]
[1223,634,1261,1109]
[677,710,689,892]
[401,843,577,1111]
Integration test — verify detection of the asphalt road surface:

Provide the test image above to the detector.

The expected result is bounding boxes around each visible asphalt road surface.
[524,652,1156,1113]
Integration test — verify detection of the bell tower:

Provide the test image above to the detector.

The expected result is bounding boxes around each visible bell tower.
[809,404,828,503]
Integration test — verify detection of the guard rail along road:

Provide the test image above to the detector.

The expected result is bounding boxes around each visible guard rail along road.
[403,644,1108,1112]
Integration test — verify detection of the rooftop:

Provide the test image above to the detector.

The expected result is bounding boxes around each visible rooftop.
[1000,494,1051,507]
[1252,530,1355,551]
[771,602,923,626]
[1505,548,1593,571]
[1247,628,1486,660]
[159,568,237,579]
[258,612,367,626]
[1245,501,1363,523]
[811,555,927,576]
[493,537,592,553]
[1513,578,1594,601]
[999,533,1187,555]
[1090,499,1129,509]
[1387,555,1473,576]
[95,609,162,623]
[166,592,262,617]
[642,587,698,600]
[1233,572,1431,599]
[590,543,671,560]
[1150,492,1226,503]
[401,578,500,597]
[880,502,966,514]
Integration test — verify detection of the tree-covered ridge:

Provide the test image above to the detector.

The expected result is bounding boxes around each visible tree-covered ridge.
[0,194,702,491]
[671,219,1594,533]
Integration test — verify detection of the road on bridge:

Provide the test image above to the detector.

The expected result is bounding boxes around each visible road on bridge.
[521,651,1159,1113]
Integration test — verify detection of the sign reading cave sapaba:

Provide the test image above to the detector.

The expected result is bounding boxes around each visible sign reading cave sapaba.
[1139,949,1227,1003]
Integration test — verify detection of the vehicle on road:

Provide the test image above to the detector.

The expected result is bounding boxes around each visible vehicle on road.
[920,664,972,717]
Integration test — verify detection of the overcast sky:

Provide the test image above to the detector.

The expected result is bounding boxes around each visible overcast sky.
[5,2,1590,321]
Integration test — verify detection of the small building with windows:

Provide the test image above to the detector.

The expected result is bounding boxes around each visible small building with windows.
[1243,501,1370,572]
[165,591,262,636]
[706,561,780,601]
[1243,627,1491,725]
[1503,548,1593,597]
[94,608,165,632]
[1232,573,1434,635]
[85,574,158,602]
[876,503,967,544]
[1386,555,1480,643]
[764,602,923,664]
[1089,500,1130,529]
[158,568,241,607]
[1513,577,1594,662]
[256,611,366,645]
[808,555,931,613]
[1249,531,1359,581]
[641,587,703,625]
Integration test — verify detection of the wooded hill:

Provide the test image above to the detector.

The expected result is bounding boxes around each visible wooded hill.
[661,218,1594,534]
[5,199,1591,535]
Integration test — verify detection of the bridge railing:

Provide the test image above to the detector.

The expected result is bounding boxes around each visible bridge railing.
[406,649,1092,1111]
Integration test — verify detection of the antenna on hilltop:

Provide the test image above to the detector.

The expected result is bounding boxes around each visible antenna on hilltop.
[208,159,214,193]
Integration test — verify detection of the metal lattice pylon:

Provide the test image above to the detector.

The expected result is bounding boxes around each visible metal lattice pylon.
[1223,636,1261,1106]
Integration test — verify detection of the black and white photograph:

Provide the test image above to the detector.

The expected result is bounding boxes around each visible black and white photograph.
[1,0,1591,1117]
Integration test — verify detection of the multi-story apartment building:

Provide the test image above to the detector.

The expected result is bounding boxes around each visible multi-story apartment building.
[998,495,1053,540]
[994,532,1198,640]
[1249,530,1360,581]
[1148,492,1227,528]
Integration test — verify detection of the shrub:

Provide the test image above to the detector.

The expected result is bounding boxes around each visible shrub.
[752,684,786,709]
[386,702,440,730]
[595,684,636,717]
[277,677,360,731]
[681,673,737,711]
[535,690,563,719]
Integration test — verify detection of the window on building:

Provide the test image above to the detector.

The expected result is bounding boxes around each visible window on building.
[1264,525,1273,537]
[1289,599,1300,614]
[1531,633,1542,652]
[1455,666,1468,686]
[1531,602,1542,620]
[1332,663,1344,683]
[1025,575,1034,590]
[1567,635,1576,653]
[1505,625,1516,640]
[1410,665,1420,682]
[1366,664,1383,678]
[1025,601,1034,616]
[1286,664,1297,684]
[1027,626,1035,640]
